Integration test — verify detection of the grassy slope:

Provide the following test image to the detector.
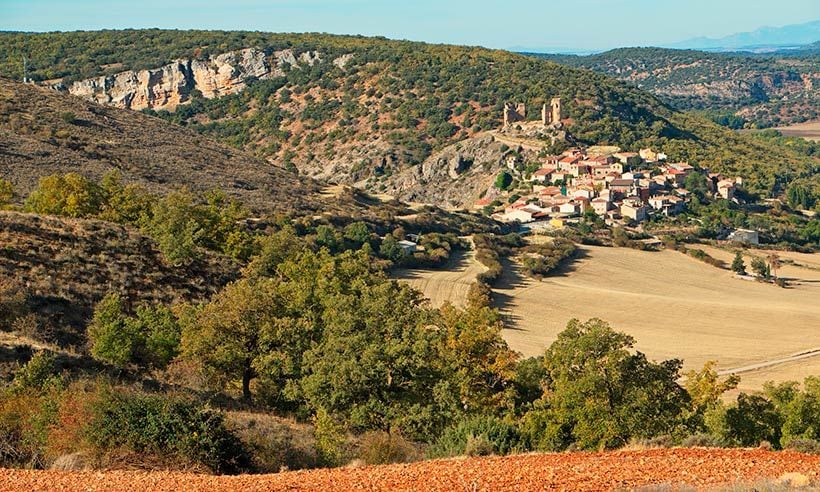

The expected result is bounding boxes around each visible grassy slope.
[1,31,817,198]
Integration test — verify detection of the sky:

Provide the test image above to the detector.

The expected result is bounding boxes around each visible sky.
[1,0,818,51]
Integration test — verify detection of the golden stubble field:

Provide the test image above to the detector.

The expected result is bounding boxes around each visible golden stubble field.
[393,249,486,308]
[397,244,820,392]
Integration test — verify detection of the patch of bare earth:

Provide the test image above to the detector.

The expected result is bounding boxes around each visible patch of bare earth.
[2,449,818,491]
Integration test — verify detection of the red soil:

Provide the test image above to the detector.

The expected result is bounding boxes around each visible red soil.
[3,448,819,491]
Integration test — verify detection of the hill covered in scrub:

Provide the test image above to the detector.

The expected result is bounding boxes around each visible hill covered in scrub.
[0,211,238,347]
[532,47,820,128]
[1,30,817,200]
[0,76,323,214]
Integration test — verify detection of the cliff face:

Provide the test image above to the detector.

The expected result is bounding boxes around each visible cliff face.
[58,48,326,111]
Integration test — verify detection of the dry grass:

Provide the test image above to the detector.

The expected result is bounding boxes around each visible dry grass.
[493,246,819,391]
[401,243,820,392]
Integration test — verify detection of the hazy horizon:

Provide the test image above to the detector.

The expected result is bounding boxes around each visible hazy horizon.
[1,0,818,52]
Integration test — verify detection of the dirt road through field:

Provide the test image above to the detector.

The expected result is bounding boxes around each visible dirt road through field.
[493,245,820,392]
[393,247,486,308]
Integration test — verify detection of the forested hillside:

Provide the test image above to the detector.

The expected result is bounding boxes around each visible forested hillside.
[1,30,817,198]
[533,47,820,128]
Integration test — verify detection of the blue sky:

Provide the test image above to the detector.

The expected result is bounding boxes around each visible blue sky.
[1,0,818,51]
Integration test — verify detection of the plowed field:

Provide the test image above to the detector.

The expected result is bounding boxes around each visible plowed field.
[2,448,818,491]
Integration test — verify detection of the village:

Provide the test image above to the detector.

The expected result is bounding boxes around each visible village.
[476,99,751,240]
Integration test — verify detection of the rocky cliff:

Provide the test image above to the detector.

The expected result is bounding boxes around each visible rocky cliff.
[53,48,331,111]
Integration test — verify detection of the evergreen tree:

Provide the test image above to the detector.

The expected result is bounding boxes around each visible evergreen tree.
[731,251,746,275]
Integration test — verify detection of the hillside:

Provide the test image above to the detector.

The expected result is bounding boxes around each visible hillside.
[533,47,820,128]
[0,211,238,347]
[0,76,324,214]
[2,448,818,491]
[1,30,817,201]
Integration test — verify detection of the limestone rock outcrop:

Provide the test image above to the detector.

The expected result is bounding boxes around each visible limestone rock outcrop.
[55,48,345,111]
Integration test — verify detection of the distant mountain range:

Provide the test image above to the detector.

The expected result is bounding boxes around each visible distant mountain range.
[666,19,820,52]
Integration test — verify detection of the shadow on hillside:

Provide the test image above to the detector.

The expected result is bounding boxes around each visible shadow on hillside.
[547,247,590,278]
[392,249,470,280]
[492,258,529,331]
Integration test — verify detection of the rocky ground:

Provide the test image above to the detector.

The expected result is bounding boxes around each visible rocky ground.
[3,448,818,491]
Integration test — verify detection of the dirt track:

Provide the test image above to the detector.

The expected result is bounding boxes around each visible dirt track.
[3,448,818,491]
[394,248,486,308]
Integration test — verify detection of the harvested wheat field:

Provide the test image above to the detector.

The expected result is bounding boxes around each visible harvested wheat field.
[394,249,486,308]
[774,120,820,141]
[3,448,818,491]
[492,246,820,391]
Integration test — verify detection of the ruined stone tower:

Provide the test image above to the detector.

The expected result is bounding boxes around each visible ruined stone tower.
[551,97,561,124]
[503,102,526,127]
[541,97,562,126]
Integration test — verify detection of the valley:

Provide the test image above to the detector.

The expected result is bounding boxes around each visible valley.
[0,24,818,486]
[398,241,820,393]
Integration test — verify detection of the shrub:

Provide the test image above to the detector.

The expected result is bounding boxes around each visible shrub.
[428,415,524,458]
[681,433,727,448]
[0,179,14,206]
[313,407,349,467]
[464,433,494,457]
[784,438,820,454]
[86,389,249,474]
[10,352,61,393]
[357,431,420,465]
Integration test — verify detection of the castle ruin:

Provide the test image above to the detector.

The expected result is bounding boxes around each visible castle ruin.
[503,102,526,127]
[541,97,562,126]
[503,97,561,127]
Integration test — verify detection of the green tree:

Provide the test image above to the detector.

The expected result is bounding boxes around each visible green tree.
[751,256,770,279]
[98,170,153,224]
[315,225,341,252]
[379,235,407,262]
[143,190,203,265]
[87,294,181,370]
[181,278,308,402]
[242,225,308,279]
[25,173,104,218]
[525,318,690,450]
[343,221,371,246]
[731,251,746,275]
[684,172,709,201]
[87,293,144,369]
[776,377,820,444]
[494,171,513,190]
[724,393,783,447]
[436,302,518,414]
[786,181,816,210]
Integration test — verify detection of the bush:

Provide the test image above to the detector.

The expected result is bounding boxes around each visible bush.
[25,173,104,218]
[784,438,820,454]
[10,352,61,393]
[428,415,524,458]
[357,431,420,465]
[0,179,14,206]
[681,433,726,448]
[86,389,249,474]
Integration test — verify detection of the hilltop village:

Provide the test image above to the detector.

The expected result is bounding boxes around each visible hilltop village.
[478,100,744,233]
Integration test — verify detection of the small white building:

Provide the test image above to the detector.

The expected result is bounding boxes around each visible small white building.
[397,240,418,253]
[728,229,759,245]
